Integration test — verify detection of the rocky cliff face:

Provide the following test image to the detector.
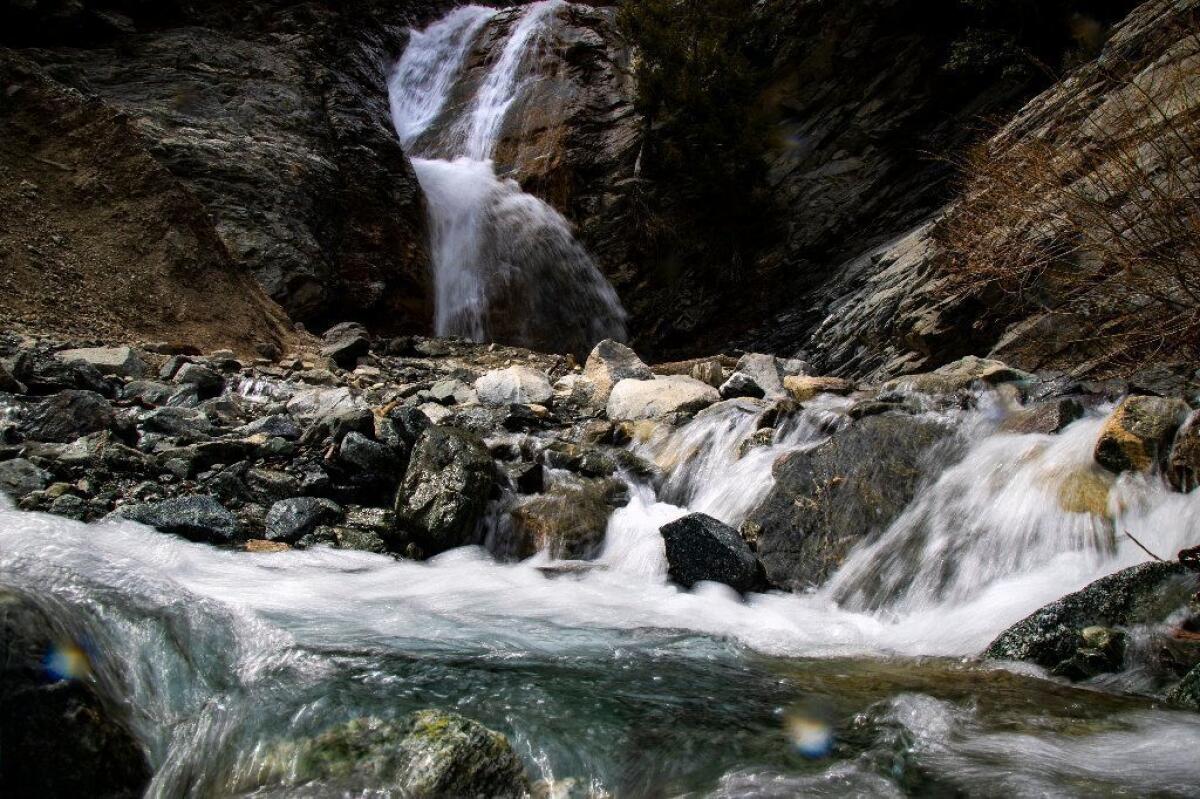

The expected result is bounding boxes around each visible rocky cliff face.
[2,0,447,334]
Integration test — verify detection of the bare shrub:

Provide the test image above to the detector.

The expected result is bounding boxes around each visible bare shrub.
[937,23,1200,373]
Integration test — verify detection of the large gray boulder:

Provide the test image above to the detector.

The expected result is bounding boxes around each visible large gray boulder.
[0,588,151,797]
[748,414,951,590]
[607,375,720,421]
[660,513,763,592]
[0,458,52,500]
[719,353,788,400]
[475,366,553,407]
[55,346,146,379]
[21,390,116,443]
[114,495,239,543]
[582,339,652,407]
[266,498,344,543]
[394,427,495,556]
[321,322,371,368]
[253,710,528,798]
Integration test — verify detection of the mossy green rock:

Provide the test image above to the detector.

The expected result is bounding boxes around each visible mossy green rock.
[984,561,1194,669]
[272,711,528,798]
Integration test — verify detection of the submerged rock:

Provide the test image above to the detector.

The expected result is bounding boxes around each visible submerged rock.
[114,495,240,543]
[0,589,151,798]
[660,513,762,592]
[475,366,554,407]
[984,561,1194,671]
[394,427,495,556]
[750,414,951,590]
[1094,395,1190,474]
[607,375,720,421]
[257,710,527,798]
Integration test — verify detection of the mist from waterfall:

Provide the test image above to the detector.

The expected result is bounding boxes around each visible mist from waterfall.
[388,1,627,356]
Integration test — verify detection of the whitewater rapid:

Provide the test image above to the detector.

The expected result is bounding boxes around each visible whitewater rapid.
[388,1,627,355]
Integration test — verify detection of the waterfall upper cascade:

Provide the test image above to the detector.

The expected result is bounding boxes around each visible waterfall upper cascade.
[388,2,627,356]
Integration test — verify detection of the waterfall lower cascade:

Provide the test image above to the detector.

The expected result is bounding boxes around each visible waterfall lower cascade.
[389,2,627,356]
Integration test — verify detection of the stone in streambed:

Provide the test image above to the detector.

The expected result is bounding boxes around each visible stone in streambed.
[1167,663,1200,710]
[265,497,343,543]
[983,561,1194,670]
[475,366,553,407]
[506,479,626,560]
[114,495,240,543]
[1168,410,1200,492]
[660,513,763,592]
[0,458,51,499]
[1094,395,1190,474]
[783,375,856,402]
[55,346,146,379]
[255,711,527,797]
[320,321,371,368]
[719,353,790,400]
[21,390,116,443]
[607,375,719,421]
[393,426,495,556]
[1000,398,1086,435]
[173,362,225,398]
[582,339,652,407]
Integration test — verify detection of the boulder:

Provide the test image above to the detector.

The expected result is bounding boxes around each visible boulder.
[0,362,24,394]
[1168,410,1200,492]
[690,359,725,388]
[720,353,787,400]
[18,354,114,397]
[55,346,146,379]
[783,375,856,402]
[286,387,363,422]
[475,366,554,407]
[883,357,1032,394]
[320,322,371,368]
[21,390,116,443]
[173,362,225,398]
[1094,395,1191,474]
[1167,663,1200,711]
[984,561,1194,670]
[337,432,402,475]
[607,375,720,421]
[0,588,151,797]
[1050,625,1128,681]
[506,480,625,560]
[0,458,52,499]
[138,407,213,440]
[582,339,652,406]
[749,414,951,590]
[115,495,240,543]
[257,711,527,798]
[660,513,762,592]
[394,427,495,556]
[237,414,302,441]
[999,398,1086,435]
[265,497,344,543]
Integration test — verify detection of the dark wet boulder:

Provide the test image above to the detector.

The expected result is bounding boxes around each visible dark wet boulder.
[1050,626,1128,681]
[984,561,1196,671]
[16,353,114,397]
[138,407,213,440]
[337,432,402,475]
[114,495,240,543]
[321,322,371,368]
[237,414,302,441]
[393,427,495,557]
[21,390,116,443]
[265,497,344,543]
[999,398,1086,435]
[0,362,25,394]
[1167,663,1200,711]
[1168,410,1200,492]
[257,710,528,798]
[660,513,763,592]
[748,414,951,591]
[0,457,52,499]
[173,363,225,399]
[0,589,151,798]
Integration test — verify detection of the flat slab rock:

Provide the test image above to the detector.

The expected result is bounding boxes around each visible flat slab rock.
[606,375,720,420]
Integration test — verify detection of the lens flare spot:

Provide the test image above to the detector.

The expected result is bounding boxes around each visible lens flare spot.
[786,713,834,759]
[42,641,92,682]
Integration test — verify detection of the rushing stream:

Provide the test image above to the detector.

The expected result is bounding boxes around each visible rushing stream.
[3,386,1200,796]
[388,1,627,356]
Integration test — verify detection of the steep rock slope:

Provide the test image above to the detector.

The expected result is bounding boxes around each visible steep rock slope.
[792,0,1200,384]
[0,52,293,355]
[2,0,442,334]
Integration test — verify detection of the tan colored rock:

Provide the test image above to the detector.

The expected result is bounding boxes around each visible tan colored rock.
[246,539,290,553]
[1094,396,1191,474]
[783,375,856,402]
[607,375,720,421]
[1057,468,1114,516]
[582,339,652,407]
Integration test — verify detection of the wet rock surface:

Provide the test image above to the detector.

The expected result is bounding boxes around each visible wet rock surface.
[660,513,763,593]
[749,413,953,591]
[0,588,151,798]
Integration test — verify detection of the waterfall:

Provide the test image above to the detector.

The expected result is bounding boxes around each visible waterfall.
[389,1,627,356]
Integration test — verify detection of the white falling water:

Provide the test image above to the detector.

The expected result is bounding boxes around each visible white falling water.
[389,1,627,355]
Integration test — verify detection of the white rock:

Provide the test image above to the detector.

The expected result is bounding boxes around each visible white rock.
[719,353,787,400]
[285,386,363,421]
[583,339,652,407]
[56,346,145,378]
[607,375,721,421]
[475,366,553,406]
[418,402,454,425]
